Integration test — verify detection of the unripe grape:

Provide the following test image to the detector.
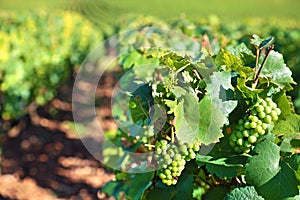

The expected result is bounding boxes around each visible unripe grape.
[270,102,277,108]
[264,115,272,124]
[275,108,281,115]
[238,119,244,125]
[256,105,264,113]
[257,120,262,125]
[236,131,243,139]
[260,100,267,107]
[255,125,263,133]
[171,161,177,167]
[230,134,237,142]
[172,166,178,172]
[244,121,251,129]
[264,106,272,114]
[265,97,272,104]
[262,123,268,130]
[251,110,258,116]
[248,135,257,144]
[250,121,257,128]
[242,130,249,137]
[258,129,265,136]
[193,144,200,152]
[236,138,243,146]
[258,112,266,119]
[238,125,244,131]
[159,173,166,179]
[244,141,252,148]
[270,110,278,118]
[172,180,177,185]
[272,115,278,121]
[234,146,240,152]
[189,151,196,159]
[229,140,236,147]
[249,115,259,122]
[165,169,171,175]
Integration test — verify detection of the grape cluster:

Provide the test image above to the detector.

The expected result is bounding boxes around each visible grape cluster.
[229,98,281,153]
[154,139,200,186]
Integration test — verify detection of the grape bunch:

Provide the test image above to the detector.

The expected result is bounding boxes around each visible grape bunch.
[154,139,200,186]
[229,97,281,153]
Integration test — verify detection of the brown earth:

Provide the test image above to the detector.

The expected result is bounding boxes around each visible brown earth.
[0,71,119,200]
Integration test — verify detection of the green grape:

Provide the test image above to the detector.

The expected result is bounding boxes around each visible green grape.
[171,161,177,167]
[159,173,166,179]
[236,138,243,146]
[234,146,240,152]
[256,105,264,113]
[275,107,281,115]
[238,125,244,131]
[248,135,257,144]
[265,106,272,114]
[230,134,237,142]
[252,109,258,115]
[236,131,243,138]
[262,123,268,130]
[272,115,279,121]
[258,112,266,119]
[255,125,263,133]
[244,121,251,129]
[229,140,236,147]
[238,119,244,125]
[242,130,249,137]
[270,110,278,118]
[257,120,262,125]
[250,121,257,128]
[264,115,272,124]
[193,144,200,152]
[249,115,257,122]
[243,141,252,148]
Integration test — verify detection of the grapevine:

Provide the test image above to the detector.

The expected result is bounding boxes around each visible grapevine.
[88,29,300,199]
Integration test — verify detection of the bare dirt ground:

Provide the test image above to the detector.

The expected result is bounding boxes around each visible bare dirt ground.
[0,72,118,200]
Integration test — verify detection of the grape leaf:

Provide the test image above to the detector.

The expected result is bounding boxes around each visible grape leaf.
[214,49,254,79]
[285,154,300,182]
[100,172,154,200]
[196,131,250,178]
[203,186,230,200]
[251,34,274,49]
[145,169,194,200]
[174,93,200,144]
[274,93,293,118]
[261,50,296,88]
[245,140,281,187]
[224,186,264,200]
[198,96,226,144]
[195,72,237,144]
[227,43,256,67]
[272,114,300,138]
[256,159,300,200]
[196,154,249,178]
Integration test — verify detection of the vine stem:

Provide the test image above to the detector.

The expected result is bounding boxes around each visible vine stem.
[253,48,260,79]
[253,45,274,87]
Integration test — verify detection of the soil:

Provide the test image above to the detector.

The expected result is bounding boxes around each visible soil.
[0,71,119,200]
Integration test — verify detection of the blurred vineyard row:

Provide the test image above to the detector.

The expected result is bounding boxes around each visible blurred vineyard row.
[1,11,300,126]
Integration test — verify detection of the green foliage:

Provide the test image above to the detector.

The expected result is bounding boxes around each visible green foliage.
[224,186,264,200]
[0,11,102,120]
[245,140,281,187]
[101,33,300,200]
